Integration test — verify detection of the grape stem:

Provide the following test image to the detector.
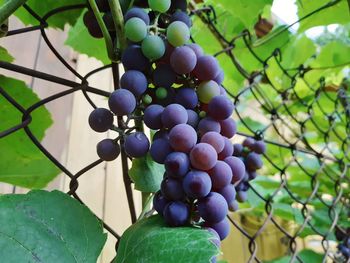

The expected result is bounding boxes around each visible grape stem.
[138,193,154,221]
[88,0,115,61]
[0,0,28,25]
[108,0,127,53]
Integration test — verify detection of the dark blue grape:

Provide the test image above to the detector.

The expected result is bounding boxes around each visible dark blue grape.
[236,191,248,203]
[144,104,164,130]
[192,55,220,81]
[206,217,230,240]
[252,140,266,154]
[220,118,237,138]
[198,192,228,223]
[201,131,225,153]
[169,123,197,153]
[198,117,221,136]
[229,200,239,212]
[183,170,212,199]
[161,177,185,201]
[208,161,233,190]
[150,138,173,163]
[218,184,236,205]
[206,227,221,248]
[161,103,188,129]
[175,87,198,109]
[163,201,189,226]
[214,70,224,85]
[170,10,192,27]
[208,95,234,120]
[121,45,150,71]
[124,7,150,25]
[108,89,136,116]
[186,109,199,128]
[97,139,120,161]
[190,143,218,171]
[186,43,203,58]
[88,108,114,132]
[153,190,169,214]
[242,137,255,149]
[218,137,234,160]
[245,152,263,171]
[120,70,148,97]
[153,130,169,140]
[232,143,243,157]
[164,152,190,178]
[224,156,245,183]
[170,46,197,74]
[124,132,150,158]
[153,64,176,88]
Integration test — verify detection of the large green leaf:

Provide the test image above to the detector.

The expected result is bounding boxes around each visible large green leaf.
[14,0,85,29]
[65,9,110,65]
[297,0,350,33]
[264,249,324,263]
[115,215,220,263]
[0,190,107,262]
[0,46,14,62]
[0,75,59,188]
[129,153,164,193]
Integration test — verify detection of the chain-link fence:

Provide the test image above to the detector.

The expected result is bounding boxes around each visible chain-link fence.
[0,1,349,262]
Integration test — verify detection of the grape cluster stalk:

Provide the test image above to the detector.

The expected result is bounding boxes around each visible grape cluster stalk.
[85,0,265,258]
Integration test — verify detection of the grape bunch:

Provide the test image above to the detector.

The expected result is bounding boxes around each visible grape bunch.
[86,0,265,256]
[335,227,350,261]
[232,138,266,203]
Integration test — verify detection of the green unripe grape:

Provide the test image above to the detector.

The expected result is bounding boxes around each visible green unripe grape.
[166,21,190,47]
[148,0,171,13]
[156,87,168,99]
[199,111,206,118]
[143,94,152,104]
[141,35,166,60]
[125,17,147,42]
[197,80,220,103]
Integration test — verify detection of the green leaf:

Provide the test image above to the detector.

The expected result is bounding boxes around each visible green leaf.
[65,9,110,65]
[0,75,60,188]
[14,0,85,29]
[310,40,350,68]
[297,0,350,33]
[0,190,107,262]
[0,46,14,62]
[115,215,220,263]
[129,153,164,193]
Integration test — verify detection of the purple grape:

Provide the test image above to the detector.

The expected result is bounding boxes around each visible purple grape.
[169,124,197,153]
[248,171,257,180]
[219,86,227,95]
[245,152,263,171]
[161,104,188,129]
[163,201,189,227]
[124,132,150,158]
[88,108,114,132]
[153,130,169,140]
[183,170,212,199]
[170,10,192,27]
[198,192,228,223]
[232,143,243,156]
[201,131,225,153]
[218,137,234,160]
[208,161,233,190]
[164,152,190,178]
[251,140,266,154]
[208,95,234,120]
[206,217,230,240]
[144,104,164,130]
[170,46,197,74]
[220,118,237,138]
[186,43,203,58]
[121,45,150,71]
[150,138,173,163]
[192,56,220,81]
[224,156,246,183]
[153,191,169,214]
[108,89,136,116]
[153,64,176,88]
[242,137,255,149]
[97,139,120,161]
[161,177,185,201]
[124,7,150,25]
[175,87,198,109]
[236,191,248,203]
[190,143,218,171]
[198,117,221,136]
[120,70,148,97]
[214,70,224,85]
[218,184,236,204]
[187,109,199,128]
[229,200,239,212]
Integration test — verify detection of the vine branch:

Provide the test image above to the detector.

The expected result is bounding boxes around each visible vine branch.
[108,0,127,53]
[0,0,28,24]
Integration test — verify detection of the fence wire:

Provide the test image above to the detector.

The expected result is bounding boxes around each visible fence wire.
[0,1,349,263]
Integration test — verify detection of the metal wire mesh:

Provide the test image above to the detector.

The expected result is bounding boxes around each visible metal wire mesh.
[0,1,349,262]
